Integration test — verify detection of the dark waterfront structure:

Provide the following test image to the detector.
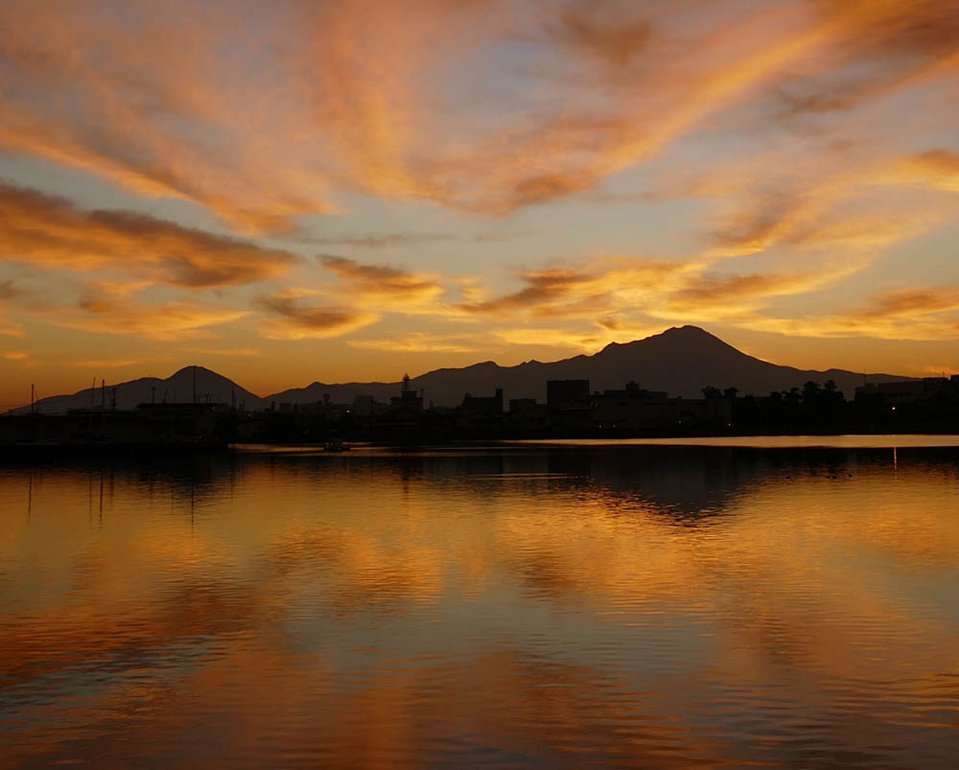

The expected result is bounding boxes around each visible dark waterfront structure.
[546,379,591,410]
[461,388,504,416]
[4,369,959,450]
[0,402,227,452]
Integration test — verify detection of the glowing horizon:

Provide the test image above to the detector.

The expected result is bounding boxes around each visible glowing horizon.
[1,0,957,408]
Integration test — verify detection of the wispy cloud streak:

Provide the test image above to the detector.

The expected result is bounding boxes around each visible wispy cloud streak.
[256,290,378,340]
[1,0,955,225]
[0,183,297,287]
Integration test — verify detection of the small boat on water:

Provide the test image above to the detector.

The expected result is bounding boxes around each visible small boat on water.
[323,439,350,452]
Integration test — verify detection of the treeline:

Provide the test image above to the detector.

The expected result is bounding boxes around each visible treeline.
[704,379,959,434]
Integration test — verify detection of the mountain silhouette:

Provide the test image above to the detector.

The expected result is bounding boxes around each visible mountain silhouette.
[11,327,910,414]
[261,326,910,407]
[9,366,266,415]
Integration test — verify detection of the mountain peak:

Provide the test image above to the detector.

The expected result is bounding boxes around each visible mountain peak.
[171,365,218,377]
[652,325,733,350]
[600,325,719,355]
[660,325,712,338]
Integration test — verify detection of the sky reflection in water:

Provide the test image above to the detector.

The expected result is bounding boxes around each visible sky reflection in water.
[1,444,958,769]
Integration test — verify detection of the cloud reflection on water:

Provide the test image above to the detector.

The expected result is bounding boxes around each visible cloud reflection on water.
[1,446,957,768]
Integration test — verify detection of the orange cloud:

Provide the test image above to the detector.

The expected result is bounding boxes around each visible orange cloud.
[320,256,444,306]
[494,326,606,351]
[67,358,144,369]
[0,280,21,338]
[452,253,884,345]
[812,0,959,62]
[551,5,653,70]
[673,273,795,305]
[290,0,495,207]
[749,285,959,340]
[0,0,954,226]
[460,259,686,319]
[54,295,247,341]
[894,149,959,192]
[855,287,959,320]
[181,345,263,359]
[0,183,297,288]
[348,333,478,354]
[0,323,24,338]
[256,290,378,340]
[0,1,332,233]
[461,268,603,316]
[306,232,455,248]
[0,279,19,301]
[703,158,949,261]
[764,0,959,120]
[665,259,872,317]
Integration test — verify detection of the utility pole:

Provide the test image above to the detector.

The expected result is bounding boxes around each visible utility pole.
[88,378,95,435]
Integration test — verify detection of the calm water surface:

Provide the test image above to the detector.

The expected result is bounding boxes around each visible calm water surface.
[1,441,958,769]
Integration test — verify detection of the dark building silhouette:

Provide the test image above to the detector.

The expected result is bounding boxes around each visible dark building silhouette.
[390,374,423,414]
[857,377,955,405]
[547,379,590,410]
[508,398,539,413]
[0,402,224,447]
[508,398,550,433]
[461,388,503,416]
[352,394,385,417]
[592,381,732,432]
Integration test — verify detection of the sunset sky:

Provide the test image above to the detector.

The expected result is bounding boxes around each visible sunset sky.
[1,0,957,408]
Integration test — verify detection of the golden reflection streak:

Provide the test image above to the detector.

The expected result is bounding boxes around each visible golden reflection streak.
[1,457,957,767]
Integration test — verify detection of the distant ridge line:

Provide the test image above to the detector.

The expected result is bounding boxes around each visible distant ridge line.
[7,326,916,414]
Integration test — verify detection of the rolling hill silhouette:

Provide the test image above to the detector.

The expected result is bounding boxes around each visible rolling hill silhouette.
[9,366,265,415]
[11,326,910,414]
